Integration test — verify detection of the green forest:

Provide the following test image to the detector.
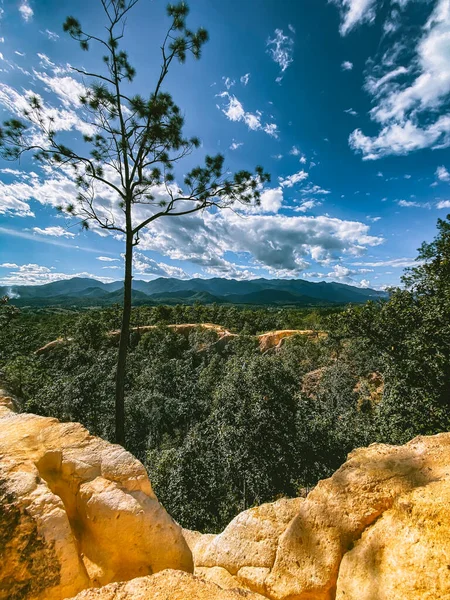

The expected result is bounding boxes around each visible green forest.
[1,215,449,533]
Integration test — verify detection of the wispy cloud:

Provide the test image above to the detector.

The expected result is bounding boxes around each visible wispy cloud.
[240,73,250,86]
[0,226,114,254]
[217,91,278,137]
[436,165,450,182]
[350,0,450,159]
[43,29,60,41]
[278,170,309,188]
[32,226,76,238]
[330,0,377,36]
[19,0,34,22]
[266,28,294,82]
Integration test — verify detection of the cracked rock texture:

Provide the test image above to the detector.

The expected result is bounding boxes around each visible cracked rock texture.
[191,497,304,595]
[68,569,265,599]
[0,397,192,600]
[265,433,450,600]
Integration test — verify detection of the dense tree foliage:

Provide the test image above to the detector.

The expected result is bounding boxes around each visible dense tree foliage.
[1,216,449,532]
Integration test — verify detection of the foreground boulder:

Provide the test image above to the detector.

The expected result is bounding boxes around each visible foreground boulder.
[68,570,265,599]
[336,478,450,600]
[0,397,192,600]
[265,433,450,600]
[192,498,304,595]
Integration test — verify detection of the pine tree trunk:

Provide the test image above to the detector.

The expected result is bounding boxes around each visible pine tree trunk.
[114,231,133,446]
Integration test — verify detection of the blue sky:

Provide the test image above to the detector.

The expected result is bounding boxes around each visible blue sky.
[0,0,449,289]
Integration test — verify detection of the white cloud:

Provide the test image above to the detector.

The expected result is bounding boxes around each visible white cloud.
[0,168,78,217]
[341,60,354,71]
[263,123,278,137]
[330,0,377,36]
[259,187,284,213]
[136,208,384,278]
[278,170,309,188]
[0,168,23,176]
[0,263,19,268]
[222,76,235,90]
[0,180,35,217]
[43,29,59,41]
[350,118,450,160]
[97,256,119,262]
[344,108,358,115]
[366,215,381,222]
[326,263,373,287]
[352,258,417,268]
[19,0,33,22]
[397,199,429,208]
[436,165,450,182]
[288,148,308,164]
[230,141,243,150]
[37,53,55,68]
[32,226,76,238]
[300,183,331,195]
[294,199,323,212]
[0,264,114,286]
[436,199,450,208]
[217,91,278,137]
[33,71,86,108]
[239,186,284,215]
[327,264,353,280]
[266,29,295,79]
[364,66,409,95]
[240,73,250,86]
[132,252,189,279]
[351,0,450,159]
[0,83,96,142]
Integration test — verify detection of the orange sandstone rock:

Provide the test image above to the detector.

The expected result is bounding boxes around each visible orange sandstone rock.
[336,478,450,600]
[192,498,303,595]
[266,433,450,600]
[68,569,265,600]
[0,397,192,600]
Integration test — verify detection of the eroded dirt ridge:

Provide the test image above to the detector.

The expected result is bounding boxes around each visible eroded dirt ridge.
[35,324,323,355]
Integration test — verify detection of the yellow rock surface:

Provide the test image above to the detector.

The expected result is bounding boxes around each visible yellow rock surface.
[68,569,265,600]
[182,528,216,565]
[266,433,450,600]
[0,398,192,600]
[194,497,303,595]
[257,330,317,352]
[336,478,450,600]
[195,566,264,595]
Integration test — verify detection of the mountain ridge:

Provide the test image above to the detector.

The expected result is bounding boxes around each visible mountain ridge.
[1,276,387,307]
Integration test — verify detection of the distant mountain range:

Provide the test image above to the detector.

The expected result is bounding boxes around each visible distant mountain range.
[1,277,387,307]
